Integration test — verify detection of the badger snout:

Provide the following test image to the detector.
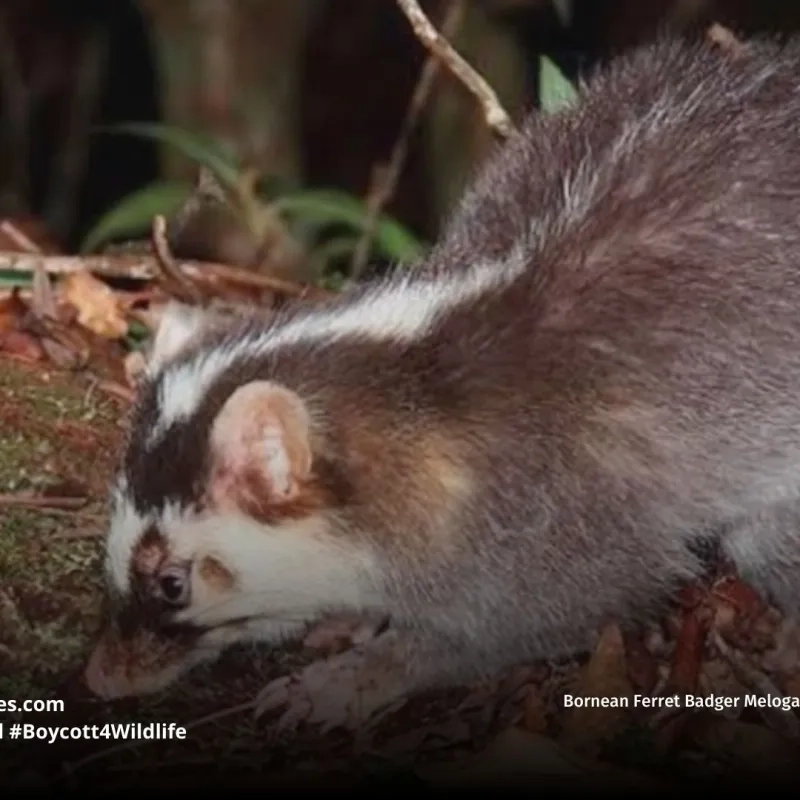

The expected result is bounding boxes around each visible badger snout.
[83,626,201,700]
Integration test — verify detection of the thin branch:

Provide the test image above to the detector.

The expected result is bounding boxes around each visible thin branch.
[0,252,334,300]
[350,0,465,279]
[395,0,514,140]
[0,493,88,511]
[0,220,43,253]
[94,378,136,404]
[151,215,205,305]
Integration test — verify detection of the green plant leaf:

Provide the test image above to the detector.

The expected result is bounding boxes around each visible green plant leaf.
[81,180,192,253]
[273,189,426,262]
[124,319,152,352]
[539,55,578,114]
[0,270,33,289]
[96,122,241,188]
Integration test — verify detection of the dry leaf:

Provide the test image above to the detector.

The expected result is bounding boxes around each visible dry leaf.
[711,575,765,616]
[124,352,147,388]
[0,329,44,361]
[624,634,659,693]
[559,623,633,756]
[38,336,85,370]
[666,608,706,694]
[0,291,28,332]
[60,270,128,339]
[699,658,746,715]
[32,261,58,320]
[521,686,548,734]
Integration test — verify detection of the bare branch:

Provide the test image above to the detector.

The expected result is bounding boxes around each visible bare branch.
[151,214,205,305]
[351,0,466,279]
[0,220,42,254]
[395,0,514,140]
[0,251,334,300]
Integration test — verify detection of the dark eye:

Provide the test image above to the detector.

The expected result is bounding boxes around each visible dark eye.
[157,567,189,605]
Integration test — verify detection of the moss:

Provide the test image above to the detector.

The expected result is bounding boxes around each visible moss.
[0,359,115,698]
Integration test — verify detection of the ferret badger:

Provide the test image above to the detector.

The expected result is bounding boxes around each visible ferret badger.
[86,35,800,729]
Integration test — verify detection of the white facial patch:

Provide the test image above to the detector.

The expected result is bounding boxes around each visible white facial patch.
[105,477,152,595]
[147,255,527,446]
[163,510,382,631]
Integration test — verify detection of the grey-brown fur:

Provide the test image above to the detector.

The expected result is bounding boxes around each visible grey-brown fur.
[106,34,800,695]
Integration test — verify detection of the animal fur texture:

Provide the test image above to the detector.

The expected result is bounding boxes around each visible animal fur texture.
[86,35,800,717]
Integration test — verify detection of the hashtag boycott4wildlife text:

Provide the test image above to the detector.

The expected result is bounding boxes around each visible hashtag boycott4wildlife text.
[1,722,187,744]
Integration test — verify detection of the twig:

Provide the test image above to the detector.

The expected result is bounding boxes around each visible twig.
[0,493,88,510]
[351,0,465,279]
[0,252,334,300]
[94,379,136,404]
[151,215,205,305]
[0,220,42,254]
[395,0,514,140]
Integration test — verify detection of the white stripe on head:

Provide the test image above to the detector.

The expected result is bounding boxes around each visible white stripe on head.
[147,256,527,446]
[105,476,151,595]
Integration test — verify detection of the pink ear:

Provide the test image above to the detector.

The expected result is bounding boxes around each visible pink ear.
[208,381,312,511]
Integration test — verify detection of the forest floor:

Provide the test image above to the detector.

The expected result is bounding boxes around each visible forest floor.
[3,353,800,792]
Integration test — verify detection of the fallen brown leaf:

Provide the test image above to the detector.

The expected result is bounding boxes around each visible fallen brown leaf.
[124,352,147,388]
[38,334,86,370]
[711,575,765,617]
[32,261,58,320]
[0,329,44,361]
[624,633,659,693]
[60,269,128,339]
[559,623,633,756]
[666,608,707,694]
[521,685,548,734]
[0,290,28,332]
[698,658,746,717]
